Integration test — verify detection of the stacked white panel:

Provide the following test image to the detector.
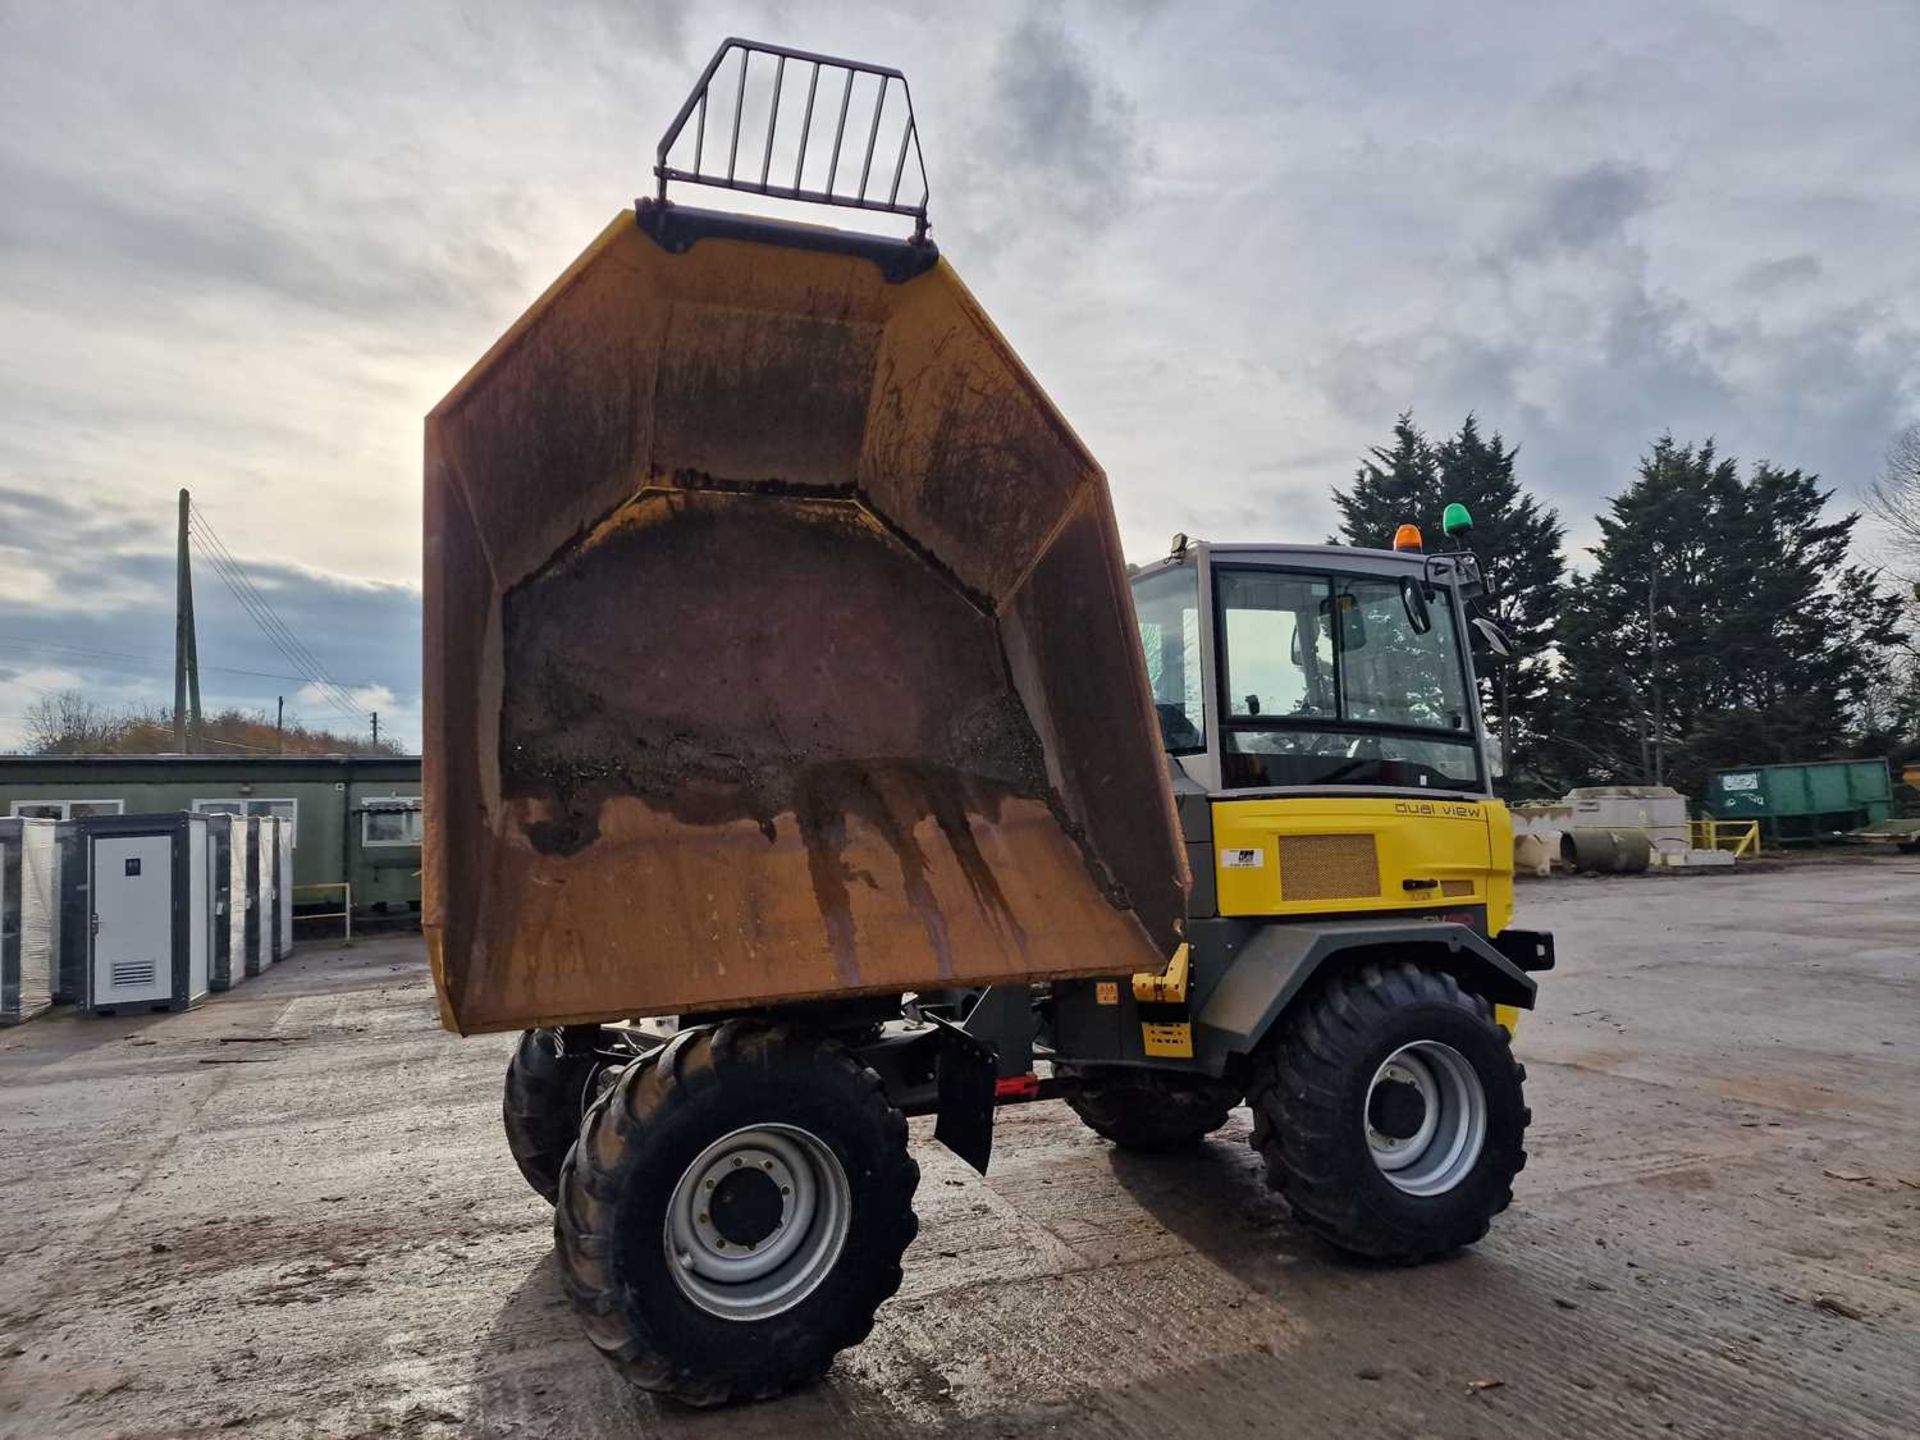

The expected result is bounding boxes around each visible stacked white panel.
[224,819,250,988]
[273,816,294,960]
[250,816,275,976]
[1,817,58,1025]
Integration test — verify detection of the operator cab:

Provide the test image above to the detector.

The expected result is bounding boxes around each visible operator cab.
[1131,535,1499,800]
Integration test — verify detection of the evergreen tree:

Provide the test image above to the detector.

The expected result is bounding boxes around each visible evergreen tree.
[1332,412,1566,787]
[1552,438,1903,795]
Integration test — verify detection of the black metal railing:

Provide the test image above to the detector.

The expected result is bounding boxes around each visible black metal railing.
[655,38,931,241]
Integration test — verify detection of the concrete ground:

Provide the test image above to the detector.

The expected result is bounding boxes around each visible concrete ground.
[1,858,1915,1439]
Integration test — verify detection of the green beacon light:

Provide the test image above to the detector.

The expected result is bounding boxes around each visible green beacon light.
[1441,502,1473,541]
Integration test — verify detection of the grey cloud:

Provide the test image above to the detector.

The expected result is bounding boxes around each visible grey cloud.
[578,0,695,62]
[1740,254,1822,293]
[0,160,525,324]
[1509,162,1655,261]
[1300,183,1909,535]
[0,484,165,573]
[957,11,1141,237]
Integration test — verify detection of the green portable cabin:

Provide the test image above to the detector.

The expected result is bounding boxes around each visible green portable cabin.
[1707,759,1894,846]
[0,755,421,917]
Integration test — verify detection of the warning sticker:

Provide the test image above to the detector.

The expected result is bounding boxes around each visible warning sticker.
[1220,848,1265,869]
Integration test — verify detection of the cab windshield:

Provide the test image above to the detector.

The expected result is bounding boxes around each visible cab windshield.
[1129,561,1483,791]
[1215,566,1480,791]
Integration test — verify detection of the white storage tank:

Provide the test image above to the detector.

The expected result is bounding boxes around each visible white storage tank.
[1565,785,1690,858]
[78,812,211,1016]
[204,813,249,992]
[2,817,59,1025]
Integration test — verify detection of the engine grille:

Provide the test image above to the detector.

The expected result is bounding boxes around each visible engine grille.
[1276,835,1380,902]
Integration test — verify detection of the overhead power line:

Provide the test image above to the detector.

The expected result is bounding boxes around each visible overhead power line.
[187,530,364,722]
[188,531,356,714]
[193,519,368,721]
[0,632,317,685]
[186,503,370,723]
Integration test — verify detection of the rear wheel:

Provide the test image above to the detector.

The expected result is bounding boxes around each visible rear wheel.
[503,1027,615,1203]
[554,1021,919,1406]
[1056,1064,1241,1150]
[1247,960,1528,1262]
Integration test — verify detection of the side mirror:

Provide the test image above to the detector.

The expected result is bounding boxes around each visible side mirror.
[1471,616,1512,658]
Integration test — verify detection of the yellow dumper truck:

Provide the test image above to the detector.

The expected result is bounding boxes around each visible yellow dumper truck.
[424,38,1553,1406]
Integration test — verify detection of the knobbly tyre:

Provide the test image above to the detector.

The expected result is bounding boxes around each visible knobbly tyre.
[424,38,1555,1408]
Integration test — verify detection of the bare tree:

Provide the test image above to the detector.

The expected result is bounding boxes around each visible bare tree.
[1865,422,1920,576]
[23,690,128,754]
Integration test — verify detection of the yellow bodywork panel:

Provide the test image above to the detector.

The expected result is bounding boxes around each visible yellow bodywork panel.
[1483,800,1516,935]
[1214,795,1511,922]
[1139,1022,1195,1059]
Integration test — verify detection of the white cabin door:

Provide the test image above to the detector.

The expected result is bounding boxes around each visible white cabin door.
[92,835,173,1005]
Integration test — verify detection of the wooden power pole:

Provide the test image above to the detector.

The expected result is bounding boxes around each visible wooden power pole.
[173,488,202,751]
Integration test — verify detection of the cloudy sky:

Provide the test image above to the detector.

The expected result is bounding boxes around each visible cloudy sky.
[3,0,1916,752]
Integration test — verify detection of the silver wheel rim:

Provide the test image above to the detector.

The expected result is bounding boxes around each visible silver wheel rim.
[663,1123,851,1322]
[1365,1041,1487,1196]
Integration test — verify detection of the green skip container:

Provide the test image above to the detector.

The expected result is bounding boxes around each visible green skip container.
[1707,759,1893,845]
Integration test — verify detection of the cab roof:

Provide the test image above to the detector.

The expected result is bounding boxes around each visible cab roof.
[1132,539,1477,587]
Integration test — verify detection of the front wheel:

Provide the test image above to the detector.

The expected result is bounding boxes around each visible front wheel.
[554,1021,919,1406]
[1247,960,1529,1263]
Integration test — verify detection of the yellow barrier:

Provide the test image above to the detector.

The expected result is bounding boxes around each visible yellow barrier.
[1690,819,1759,858]
[292,882,352,943]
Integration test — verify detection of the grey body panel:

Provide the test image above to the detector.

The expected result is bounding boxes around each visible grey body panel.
[1049,916,1535,1080]
[1170,773,1217,918]
[1192,917,1533,1060]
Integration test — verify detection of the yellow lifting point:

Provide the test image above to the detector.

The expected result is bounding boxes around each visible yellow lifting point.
[1132,942,1190,1004]
[1133,943,1194,1058]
